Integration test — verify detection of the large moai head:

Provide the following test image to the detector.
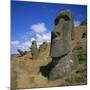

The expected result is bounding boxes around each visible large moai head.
[50,10,74,58]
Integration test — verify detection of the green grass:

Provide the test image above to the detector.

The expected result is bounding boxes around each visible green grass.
[78,53,87,64]
[65,51,87,86]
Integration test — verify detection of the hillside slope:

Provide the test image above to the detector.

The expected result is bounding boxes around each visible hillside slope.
[11,25,87,89]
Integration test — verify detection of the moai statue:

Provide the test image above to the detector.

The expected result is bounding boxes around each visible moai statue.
[39,42,47,53]
[39,44,43,52]
[50,9,74,58]
[48,10,78,80]
[43,42,47,50]
[31,40,38,60]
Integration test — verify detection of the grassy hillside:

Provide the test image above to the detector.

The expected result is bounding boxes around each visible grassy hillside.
[11,26,87,89]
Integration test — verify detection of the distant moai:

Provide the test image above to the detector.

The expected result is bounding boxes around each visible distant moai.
[31,40,38,60]
[39,42,47,52]
[17,49,27,56]
[42,42,47,50]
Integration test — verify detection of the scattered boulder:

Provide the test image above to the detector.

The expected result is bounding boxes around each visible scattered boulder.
[17,49,27,56]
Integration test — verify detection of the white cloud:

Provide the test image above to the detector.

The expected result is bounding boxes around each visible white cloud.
[30,22,51,47]
[30,23,47,33]
[11,32,51,53]
[11,40,20,45]
[42,32,51,42]
[31,37,36,42]
[12,22,51,53]
[22,41,31,47]
[20,41,31,50]
[36,34,42,42]
[36,32,51,47]
[11,40,31,51]
[74,21,80,27]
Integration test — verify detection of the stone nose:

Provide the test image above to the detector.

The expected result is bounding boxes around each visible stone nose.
[55,32,61,36]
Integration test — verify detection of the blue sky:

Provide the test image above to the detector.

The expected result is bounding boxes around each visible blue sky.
[11,1,87,54]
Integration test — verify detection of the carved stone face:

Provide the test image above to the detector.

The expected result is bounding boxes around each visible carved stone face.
[50,10,74,58]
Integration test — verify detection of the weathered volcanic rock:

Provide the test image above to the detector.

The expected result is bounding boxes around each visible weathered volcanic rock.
[50,9,74,58]
[49,52,78,80]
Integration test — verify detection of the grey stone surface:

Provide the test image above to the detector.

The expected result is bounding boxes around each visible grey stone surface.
[49,52,78,80]
[50,10,74,58]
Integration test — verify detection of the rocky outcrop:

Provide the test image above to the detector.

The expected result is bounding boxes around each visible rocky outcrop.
[49,52,78,80]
